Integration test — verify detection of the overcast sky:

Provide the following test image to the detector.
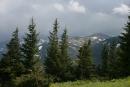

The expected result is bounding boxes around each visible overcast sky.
[0,0,130,41]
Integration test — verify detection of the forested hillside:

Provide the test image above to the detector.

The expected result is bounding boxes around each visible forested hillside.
[0,14,130,87]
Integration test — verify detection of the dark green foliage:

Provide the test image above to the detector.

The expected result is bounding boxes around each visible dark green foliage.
[59,29,73,81]
[44,19,61,82]
[44,20,73,82]
[21,18,40,72]
[77,40,93,79]
[100,44,109,76]
[0,28,24,86]
[119,15,130,77]
[107,42,120,79]
[21,18,45,86]
[100,42,121,79]
[14,74,49,87]
[1,16,130,86]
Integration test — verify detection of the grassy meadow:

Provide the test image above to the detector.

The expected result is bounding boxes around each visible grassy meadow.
[50,77,130,87]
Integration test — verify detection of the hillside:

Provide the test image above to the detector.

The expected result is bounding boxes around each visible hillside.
[0,33,120,65]
[40,33,120,65]
[50,77,130,87]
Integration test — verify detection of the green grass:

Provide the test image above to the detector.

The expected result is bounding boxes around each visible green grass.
[50,77,130,87]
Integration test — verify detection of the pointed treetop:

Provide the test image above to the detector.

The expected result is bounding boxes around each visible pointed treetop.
[31,17,34,24]
[53,18,59,33]
[30,17,36,27]
[64,26,67,33]
[55,18,58,23]
[54,18,58,25]
[11,27,19,38]
[53,18,58,25]
[16,26,19,32]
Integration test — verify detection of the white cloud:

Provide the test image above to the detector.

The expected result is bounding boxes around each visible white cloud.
[68,0,86,13]
[113,4,130,15]
[0,0,23,14]
[0,0,9,13]
[53,0,86,13]
[53,3,64,12]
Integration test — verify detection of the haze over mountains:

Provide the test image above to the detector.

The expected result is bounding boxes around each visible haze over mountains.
[0,33,120,65]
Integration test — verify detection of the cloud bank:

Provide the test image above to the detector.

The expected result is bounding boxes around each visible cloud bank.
[113,4,130,15]
[68,0,86,13]
[53,0,86,13]
[0,0,129,41]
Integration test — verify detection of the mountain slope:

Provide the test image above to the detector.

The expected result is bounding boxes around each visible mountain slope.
[40,33,119,65]
[0,33,120,65]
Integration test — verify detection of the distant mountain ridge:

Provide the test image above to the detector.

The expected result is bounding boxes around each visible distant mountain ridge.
[40,33,120,65]
[0,33,120,65]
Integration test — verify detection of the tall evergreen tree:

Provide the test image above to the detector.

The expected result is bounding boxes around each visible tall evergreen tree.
[119,15,130,76]
[21,18,45,86]
[21,18,40,72]
[0,28,23,86]
[101,43,109,76]
[107,42,119,79]
[77,40,93,79]
[44,19,61,81]
[59,29,72,81]
[101,42,121,79]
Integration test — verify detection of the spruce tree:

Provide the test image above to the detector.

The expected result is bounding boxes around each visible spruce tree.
[107,42,118,79]
[0,28,23,86]
[59,29,72,81]
[44,19,61,81]
[101,42,120,79]
[101,43,109,76]
[119,15,130,76]
[21,18,45,86]
[77,40,93,79]
[22,18,40,72]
